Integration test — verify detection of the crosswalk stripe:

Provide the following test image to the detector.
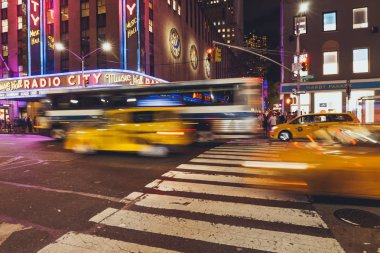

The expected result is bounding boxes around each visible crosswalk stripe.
[90,208,344,253]
[177,163,278,176]
[0,223,27,245]
[132,193,327,228]
[162,171,307,188]
[197,153,278,160]
[145,180,308,202]
[205,150,277,156]
[209,148,279,153]
[214,146,285,151]
[37,231,180,253]
[191,158,270,165]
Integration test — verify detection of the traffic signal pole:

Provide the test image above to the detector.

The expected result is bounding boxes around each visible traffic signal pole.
[296,21,302,116]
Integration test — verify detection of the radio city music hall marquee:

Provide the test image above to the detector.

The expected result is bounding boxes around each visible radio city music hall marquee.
[0,71,163,94]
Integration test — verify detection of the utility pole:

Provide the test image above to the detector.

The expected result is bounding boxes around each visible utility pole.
[296,19,301,116]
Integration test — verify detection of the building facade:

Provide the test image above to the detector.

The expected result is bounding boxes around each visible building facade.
[0,0,242,122]
[244,33,268,78]
[198,0,244,46]
[281,0,380,123]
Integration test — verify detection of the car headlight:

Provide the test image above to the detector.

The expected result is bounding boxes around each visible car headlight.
[271,126,278,130]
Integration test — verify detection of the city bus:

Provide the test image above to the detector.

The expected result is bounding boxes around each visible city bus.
[37,78,263,140]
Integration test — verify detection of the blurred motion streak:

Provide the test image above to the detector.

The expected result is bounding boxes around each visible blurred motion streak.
[245,124,380,199]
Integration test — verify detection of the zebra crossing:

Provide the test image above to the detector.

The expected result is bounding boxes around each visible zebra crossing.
[37,140,346,253]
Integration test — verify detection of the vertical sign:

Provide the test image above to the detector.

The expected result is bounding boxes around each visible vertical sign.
[45,0,54,73]
[126,0,139,71]
[29,0,42,75]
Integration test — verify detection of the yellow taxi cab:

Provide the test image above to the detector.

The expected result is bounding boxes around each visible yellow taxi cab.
[64,107,194,156]
[270,112,360,141]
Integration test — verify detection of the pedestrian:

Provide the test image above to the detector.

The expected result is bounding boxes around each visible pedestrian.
[27,116,33,133]
[261,113,268,137]
[269,113,277,131]
[278,112,286,124]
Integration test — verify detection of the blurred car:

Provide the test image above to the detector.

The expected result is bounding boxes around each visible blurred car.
[270,112,360,141]
[279,124,380,199]
[64,107,194,156]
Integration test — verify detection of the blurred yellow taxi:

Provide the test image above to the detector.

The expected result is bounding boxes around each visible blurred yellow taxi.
[270,112,360,141]
[64,107,194,156]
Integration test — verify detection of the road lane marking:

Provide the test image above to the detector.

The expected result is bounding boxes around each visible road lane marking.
[37,231,180,253]
[145,180,308,202]
[209,148,280,153]
[0,223,28,245]
[0,180,121,203]
[162,171,307,188]
[90,208,344,253]
[131,193,327,228]
[0,156,24,167]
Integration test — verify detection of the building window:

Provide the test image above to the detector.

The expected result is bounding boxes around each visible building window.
[97,0,106,14]
[353,48,369,73]
[2,45,8,57]
[18,16,22,30]
[323,51,338,75]
[1,32,7,44]
[61,20,68,33]
[294,16,307,34]
[173,0,176,11]
[2,19,8,33]
[353,7,368,29]
[61,6,69,21]
[149,19,153,32]
[81,1,90,17]
[1,8,7,19]
[323,11,336,31]
[178,3,181,15]
[97,13,106,27]
[1,0,7,9]
[167,0,170,5]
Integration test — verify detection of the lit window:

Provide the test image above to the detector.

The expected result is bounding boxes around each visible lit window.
[353,48,369,73]
[61,7,69,21]
[167,0,170,5]
[97,0,106,14]
[227,40,230,43]
[149,2,153,9]
[18,0,22,5]
[2,0,7,9]
[353,7,368,29]
[323,51,338,75]
[149,19,153,32]
[294,16,307,34]
[217,29,220,33]
[2,19,8,33]
[2,45,8,57]
[178,4,181,15]
[323,11,336,31]
[173,0,176,11]
[18,16,22,30]
[222,34,225,38]
[81,2,90,17]
[222,28,225,32]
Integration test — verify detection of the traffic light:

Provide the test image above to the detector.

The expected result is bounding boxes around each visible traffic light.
[214,47,222,62]
[285,98,292,105]
[301,55,309,71]
[207,48,213,63]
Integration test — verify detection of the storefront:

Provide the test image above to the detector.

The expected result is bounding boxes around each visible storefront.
[281,79,380,123]
[0,69,165,122]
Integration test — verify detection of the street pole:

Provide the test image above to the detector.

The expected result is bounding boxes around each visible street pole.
[296,21,301,116]
[81,59,85,88]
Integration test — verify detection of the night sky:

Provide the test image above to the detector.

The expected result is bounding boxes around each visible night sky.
[244,0,281,82]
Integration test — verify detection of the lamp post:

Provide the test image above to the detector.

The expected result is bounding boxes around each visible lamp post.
[55,42,112,87]
[295,1,308,115]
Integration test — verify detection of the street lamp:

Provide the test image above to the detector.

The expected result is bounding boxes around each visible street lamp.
[54,42,112,87]
[295,1,308,115]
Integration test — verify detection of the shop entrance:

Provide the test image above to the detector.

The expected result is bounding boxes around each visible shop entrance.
[0,106,9,131]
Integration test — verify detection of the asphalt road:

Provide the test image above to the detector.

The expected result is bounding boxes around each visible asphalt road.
[0,134,378,253]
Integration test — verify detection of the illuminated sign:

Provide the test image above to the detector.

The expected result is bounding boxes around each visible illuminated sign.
[29,0,42,75]
[126,0,139,71]
[204,55,211,78]
[0,71,163,94]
